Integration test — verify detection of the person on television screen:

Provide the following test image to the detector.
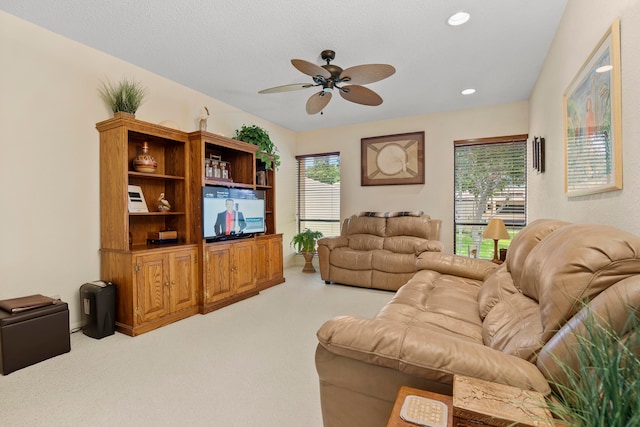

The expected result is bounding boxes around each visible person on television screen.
[214,199,246,235]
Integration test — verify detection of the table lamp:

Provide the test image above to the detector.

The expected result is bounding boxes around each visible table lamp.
[482,218,510,264]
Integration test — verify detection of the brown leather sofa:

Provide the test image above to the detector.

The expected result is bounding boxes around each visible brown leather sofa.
[317,212,443,291]
[315,219,640,427]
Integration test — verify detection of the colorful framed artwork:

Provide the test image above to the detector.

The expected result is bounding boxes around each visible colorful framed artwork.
[361,131,425,186]
[563,18,622,197]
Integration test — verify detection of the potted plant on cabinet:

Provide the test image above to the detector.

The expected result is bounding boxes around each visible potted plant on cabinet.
[232,124,281,170]
[291,229,323,273]
[543,306,640,427]
[98,77,147,118]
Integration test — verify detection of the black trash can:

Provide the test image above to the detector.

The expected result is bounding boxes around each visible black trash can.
[80,281,116,339]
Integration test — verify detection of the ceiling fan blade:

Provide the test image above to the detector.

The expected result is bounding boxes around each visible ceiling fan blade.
[339,85,383,106]
[291,59,331,79]
[306,91,332,115]
[258,83,314,94]
[339,64,396,85]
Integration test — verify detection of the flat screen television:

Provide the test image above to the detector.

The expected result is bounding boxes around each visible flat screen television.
[202,186,266,241]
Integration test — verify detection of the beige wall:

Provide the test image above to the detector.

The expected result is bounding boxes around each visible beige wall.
[0,11,297,328]
[296,103,529,253]
[528,0,640,231]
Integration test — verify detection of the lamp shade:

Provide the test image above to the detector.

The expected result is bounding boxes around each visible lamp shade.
[482,218,510,240]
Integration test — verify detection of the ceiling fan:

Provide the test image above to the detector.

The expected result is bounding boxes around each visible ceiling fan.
[258,50,395,115]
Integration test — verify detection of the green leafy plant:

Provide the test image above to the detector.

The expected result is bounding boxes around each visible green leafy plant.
[545,306,640,427]
[290,229,323,253]
[98,78,147,114]
[233,124,281,170]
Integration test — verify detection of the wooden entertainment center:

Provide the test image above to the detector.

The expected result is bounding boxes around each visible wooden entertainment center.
[97,116,284,336]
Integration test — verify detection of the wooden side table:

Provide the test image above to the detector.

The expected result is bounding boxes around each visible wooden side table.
[387,386,453,427]
[452,375,554,427]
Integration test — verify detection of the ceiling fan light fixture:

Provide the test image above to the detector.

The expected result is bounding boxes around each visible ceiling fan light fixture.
[461,88,476,95]
[448,11,470,26]
[262,50,394,114]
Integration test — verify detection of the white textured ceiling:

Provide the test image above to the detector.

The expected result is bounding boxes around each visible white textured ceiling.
[1,0,567,132]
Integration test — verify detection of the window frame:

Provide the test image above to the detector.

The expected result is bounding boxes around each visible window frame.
[295,152,341,237]
[453,134,528,259]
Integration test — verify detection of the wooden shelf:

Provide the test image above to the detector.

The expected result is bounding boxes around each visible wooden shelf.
[129,211,185,216]
[203,179,254,189]
[129,171,185,181]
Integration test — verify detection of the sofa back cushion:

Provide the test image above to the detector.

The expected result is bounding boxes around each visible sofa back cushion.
[386,215,437,240]
[348,235,385,251]
[477,265,518,319]
[519,223,640,342]
[346,216,386,237]
[506,219,570,290]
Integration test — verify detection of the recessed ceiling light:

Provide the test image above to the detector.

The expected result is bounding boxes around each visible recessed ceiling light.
[461,88,476,95]
[596,65,613,73]
[448,12,470,26]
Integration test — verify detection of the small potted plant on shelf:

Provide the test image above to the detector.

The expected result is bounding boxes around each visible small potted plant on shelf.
[98,77,147,118]
[232,124,281,170]
[291,229,323,273]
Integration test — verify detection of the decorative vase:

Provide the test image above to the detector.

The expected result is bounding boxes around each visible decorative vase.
[302,250,316,273]
[133,142,157,173]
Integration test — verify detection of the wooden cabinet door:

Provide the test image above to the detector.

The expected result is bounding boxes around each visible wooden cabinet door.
[134,252,170,323]
[254,238,270,285]
[169,247,198,312]
[233,240,256,294]
[203,243,233,304]
[267,235,283,281]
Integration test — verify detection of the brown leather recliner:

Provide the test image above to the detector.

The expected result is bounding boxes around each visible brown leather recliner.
[315,219,640,427]
[317,212,443,291]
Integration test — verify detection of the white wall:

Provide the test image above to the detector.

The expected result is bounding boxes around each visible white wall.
[528,0,640,233]
[0,11,297,328]
[296,102,529,253]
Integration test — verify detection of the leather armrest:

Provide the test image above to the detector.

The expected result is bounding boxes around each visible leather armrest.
[317,236,348,250]
[416,252,499,281]
[416,240,444,254]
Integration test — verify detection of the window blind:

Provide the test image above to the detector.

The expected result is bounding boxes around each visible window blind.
[296,152,341,239]
[453,137,527,258]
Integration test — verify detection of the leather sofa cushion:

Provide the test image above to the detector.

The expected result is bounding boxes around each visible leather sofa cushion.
[386,216,434,239]
[384,236,428,254]
[477,265,519,319]
[506,219,570,291]
[346,216,386,237]
[372,250,418,273]
[330,247,373,270]
[482,293,543,362]
[348,234,384,251]
[377,270,484,341]
[520,223,640,341]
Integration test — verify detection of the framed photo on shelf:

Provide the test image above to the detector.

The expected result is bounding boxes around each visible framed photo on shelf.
[127,185,149,213]
[361,131,425,186]
[563,18,622,197]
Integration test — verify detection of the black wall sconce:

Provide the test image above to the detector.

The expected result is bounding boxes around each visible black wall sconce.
[532,136,545,173]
